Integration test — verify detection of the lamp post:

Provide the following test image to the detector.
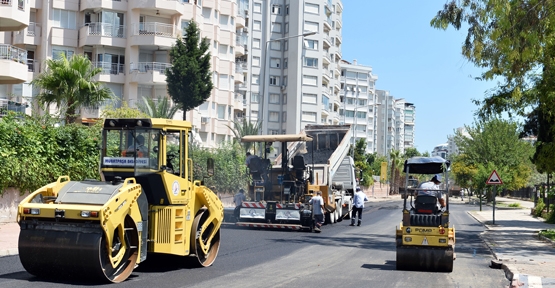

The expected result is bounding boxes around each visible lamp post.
[259,31,317,135]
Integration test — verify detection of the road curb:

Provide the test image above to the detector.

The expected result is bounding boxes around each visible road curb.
[0,248,18,258]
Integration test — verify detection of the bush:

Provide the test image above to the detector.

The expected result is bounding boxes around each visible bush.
[534,198,546,217]
[539,229,555,240]
[0,113,101,195]
[508,203,521,208]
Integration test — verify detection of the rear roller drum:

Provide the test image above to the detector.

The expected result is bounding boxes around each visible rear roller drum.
[396,246,453,272]
[191,208,221,267]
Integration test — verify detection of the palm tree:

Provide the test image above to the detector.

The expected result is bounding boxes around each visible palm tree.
[226,118,261,153]
[31,54,113,124]
[389,149,403,195]
[138,96,180,119]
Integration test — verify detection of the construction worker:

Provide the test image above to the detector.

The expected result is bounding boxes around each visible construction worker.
[309,191,325,232]
[350,187,368,226]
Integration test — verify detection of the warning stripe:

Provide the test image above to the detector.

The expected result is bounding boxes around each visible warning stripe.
[236,223,302,230]
[241,202,300,209]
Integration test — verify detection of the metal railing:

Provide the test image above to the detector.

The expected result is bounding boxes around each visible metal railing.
[132,22,177,37]
[0,44,27,64]
[27,58,39,72]
[86,23,126,38]
[130,62,171,73]
[92,61,125,75]
[15,22,40,37]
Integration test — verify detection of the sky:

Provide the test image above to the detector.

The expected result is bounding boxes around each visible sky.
[341,1,497,154]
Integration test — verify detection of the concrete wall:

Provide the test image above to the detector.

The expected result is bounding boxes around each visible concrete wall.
[0,188,25,223]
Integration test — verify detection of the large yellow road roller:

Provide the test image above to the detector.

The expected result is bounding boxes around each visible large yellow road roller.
[17,118,223,283]
[396,156,455,272]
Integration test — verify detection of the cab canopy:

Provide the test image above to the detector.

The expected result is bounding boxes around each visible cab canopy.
[402,156,450,175]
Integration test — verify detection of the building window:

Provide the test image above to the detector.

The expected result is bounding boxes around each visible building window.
[304,21,319,33]
[253,20,261,31]
[252,56,260,66]
[217,104,226,119]
[304,57,318,67]
[305,3,319,14]
[269,129,280,135]
[272,23,282,33]
[270,41,281,50]
[283,94,287,104]
[302,93,317,104]
[271,5,281,15]
[285,23,289,33]
[52,9,77,30]
[254,2,262,13]
[52,46,74,60]
[269,94,280,104]
[252,74,259,84]
[282,112,287,122]
[269,111,279,122]
[253,38,261,49]
[304,39,318,50]
[269,76,280,86]
[302,75,317,86]
[286,5,289,15]
[251,93,259,103]
[284,40,288,50]
[302,111,317,122]
[270,58,280,68]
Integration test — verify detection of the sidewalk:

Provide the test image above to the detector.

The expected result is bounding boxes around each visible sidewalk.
[466,196,555,288]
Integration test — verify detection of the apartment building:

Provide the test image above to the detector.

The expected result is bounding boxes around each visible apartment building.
[375,89,395,158]
[339,59,378,154]
[246,0,344,146]
[391,98,416,154]
[0,0,249,147]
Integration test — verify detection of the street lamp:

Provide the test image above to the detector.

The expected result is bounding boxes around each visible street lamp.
[259,31,317,134]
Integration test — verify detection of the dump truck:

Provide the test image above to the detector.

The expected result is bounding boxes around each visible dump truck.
[396,156,455,272]
[236,124,356,231]
[17,118,223,283]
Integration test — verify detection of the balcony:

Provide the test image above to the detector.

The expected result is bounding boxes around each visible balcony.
[13,22,41,46]
[0,44,27,84]
[129,62,171,84]
[233,93,244,111]
[0,0,29,31]
[79,23,126,48]
[92,61,125,83]
[51,27,78,47]
[129,0,183,15]
[80,0,127,11]
[130,22,179,49]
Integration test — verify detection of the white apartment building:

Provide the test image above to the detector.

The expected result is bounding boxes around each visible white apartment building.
[403,101,415,150]
[392,98,416,154]
[375,89,395,158]
[339,59,378,154]
[246,0,344,145]
[0,0,249,148]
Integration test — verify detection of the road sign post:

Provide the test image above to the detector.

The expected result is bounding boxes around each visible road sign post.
[486,170,503,225]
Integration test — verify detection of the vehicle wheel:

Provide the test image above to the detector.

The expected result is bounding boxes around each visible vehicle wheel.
[99,215,139,283]
[191,208,221,267]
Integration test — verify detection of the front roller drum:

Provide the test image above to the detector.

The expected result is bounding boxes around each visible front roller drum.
[191,208,221,267]
[19,217,139,283]
[396,245,454,272]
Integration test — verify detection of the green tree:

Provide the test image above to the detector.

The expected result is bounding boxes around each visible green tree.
[431,0,555,173]
[31,54,113,124]
[389,149,403,195]
[403,147,421,159]
[350,138,373,186]
[166,21,213,120]
[452,118,534,195]
[225,118,261,153]
[101,102,148,119]
[138,96,179,119]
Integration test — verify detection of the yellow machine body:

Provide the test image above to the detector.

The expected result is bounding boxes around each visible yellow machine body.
[17,118,223,283]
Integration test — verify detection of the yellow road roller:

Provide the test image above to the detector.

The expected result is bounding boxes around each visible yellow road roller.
[17,118,223,283]
[396,156,455,272]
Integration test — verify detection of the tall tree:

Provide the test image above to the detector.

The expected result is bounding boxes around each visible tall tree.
[166,21,213,120]
[225,118,261,153]
[430,0,555,173]
[389,149,403,195]
[31,54,113,124]
[452,118,534,192]
[138,96,180,119]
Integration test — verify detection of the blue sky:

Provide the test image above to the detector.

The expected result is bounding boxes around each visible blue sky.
[341,1,497,154]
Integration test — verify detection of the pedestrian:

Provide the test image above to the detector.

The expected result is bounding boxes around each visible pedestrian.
[309,191,325,232]
[350,186,368,226]
[460,189,465,201]
[233,188,246,221]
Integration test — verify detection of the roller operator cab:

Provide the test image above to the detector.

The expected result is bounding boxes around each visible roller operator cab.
[396,156,455,272]
[17,118,224,283]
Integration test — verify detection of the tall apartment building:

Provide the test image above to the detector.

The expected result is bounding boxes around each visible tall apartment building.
[403,101,415,150]
[339,59,378,154]
[375,89,395,158]
[392,98,416,154]
[247,0,344,147]
[0,0,249,148]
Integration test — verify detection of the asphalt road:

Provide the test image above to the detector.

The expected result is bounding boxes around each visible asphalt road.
[0,199,508,288]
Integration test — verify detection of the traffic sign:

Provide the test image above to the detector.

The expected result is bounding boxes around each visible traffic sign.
[486,170,503,185]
